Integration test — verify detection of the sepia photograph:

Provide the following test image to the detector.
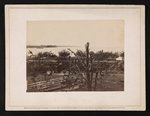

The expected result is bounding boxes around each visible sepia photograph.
[5,5,145,111]
[26,20,124,92]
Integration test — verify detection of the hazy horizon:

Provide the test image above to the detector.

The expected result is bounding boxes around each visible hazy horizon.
[27,46,124,56]
[27,20,124,55]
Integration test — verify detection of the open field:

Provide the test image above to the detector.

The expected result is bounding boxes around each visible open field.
[75,73,124,91]
[27,71,124,92]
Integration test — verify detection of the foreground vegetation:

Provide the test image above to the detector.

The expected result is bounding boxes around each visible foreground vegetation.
[26,48,124,92]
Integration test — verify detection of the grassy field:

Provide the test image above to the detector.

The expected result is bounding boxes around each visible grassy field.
[95,73,124,91]
[27,71,124,92]
[74,72,124,91]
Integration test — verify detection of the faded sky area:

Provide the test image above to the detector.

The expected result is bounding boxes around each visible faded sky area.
[27,20,124,54]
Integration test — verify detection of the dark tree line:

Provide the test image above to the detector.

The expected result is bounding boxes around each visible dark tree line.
[27,49,124,76]
[28,49,122,60]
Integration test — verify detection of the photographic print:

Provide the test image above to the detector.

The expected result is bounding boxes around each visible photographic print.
[26,20,124,92]
[5,5,145,111]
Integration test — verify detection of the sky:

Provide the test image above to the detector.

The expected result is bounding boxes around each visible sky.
[27,20,124,55]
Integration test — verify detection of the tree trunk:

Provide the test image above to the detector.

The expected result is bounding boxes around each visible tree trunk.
[94,72,98,91]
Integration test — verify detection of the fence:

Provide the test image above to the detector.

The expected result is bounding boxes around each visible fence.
[27,78,62,92]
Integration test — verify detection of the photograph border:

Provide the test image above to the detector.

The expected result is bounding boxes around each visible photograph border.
[5,5,145,111]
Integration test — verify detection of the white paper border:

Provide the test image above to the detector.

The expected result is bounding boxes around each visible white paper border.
[5,5,145,111]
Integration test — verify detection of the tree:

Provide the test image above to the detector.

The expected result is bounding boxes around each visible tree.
[57,50,70,72]
[49,51,57,58]
[58,50,70,58]
[37,52,43,58]
[42,52,51,57]
[89,51,95,58]
[94,50,104,60]
[37,51,57,59]
[76,50,86,57]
